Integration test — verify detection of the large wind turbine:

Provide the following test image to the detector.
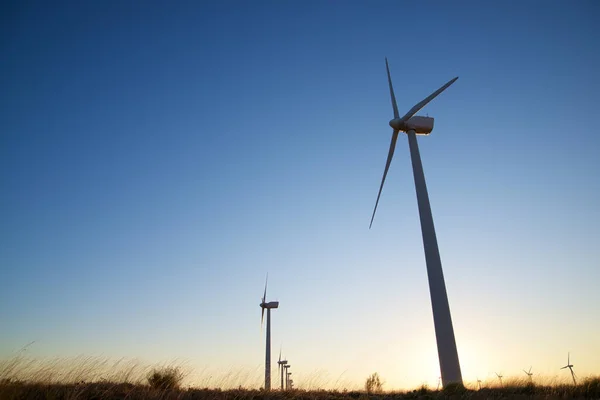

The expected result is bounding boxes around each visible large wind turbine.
[369,58,462,386]
[260,275,279,390]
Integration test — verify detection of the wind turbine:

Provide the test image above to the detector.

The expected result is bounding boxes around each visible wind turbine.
[523,366,533,383]
[284,364,291,390]
[260,275,279,390]
[287,371,292,390]
[277,349,288,390]
[369,58,462,387]
[560,352,576,385]
[495,372,503,388]
[476,377,482,390]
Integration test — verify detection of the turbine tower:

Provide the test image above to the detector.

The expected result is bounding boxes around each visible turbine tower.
[277,350,288,390]
[476,378,482,390]
[560,352,576,385]
[523,366,533,383]
[260,275,279,390]
[369,58,462,386]
[284,365,291,389]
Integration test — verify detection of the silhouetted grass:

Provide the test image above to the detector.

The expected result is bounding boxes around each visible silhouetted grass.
[1,381,600,400]
[1,354,599,399]
[2,378,600,399]
[147,366,184,390]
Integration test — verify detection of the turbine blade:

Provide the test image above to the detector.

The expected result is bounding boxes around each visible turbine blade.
[369,129,399,228]
[561,366,568,369]
[263,273,268,303]
[568,352,570,365]
[400,76,458,121]
[385,58,399,119]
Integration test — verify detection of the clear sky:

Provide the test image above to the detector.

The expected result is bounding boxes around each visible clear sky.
[1,0,599,390]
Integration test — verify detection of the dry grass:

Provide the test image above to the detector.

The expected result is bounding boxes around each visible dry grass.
[1,354,598,399]
[1,354,153,385]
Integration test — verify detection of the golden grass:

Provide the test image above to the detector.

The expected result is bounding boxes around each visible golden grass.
[1,354,152,385]
[1,354,598,399]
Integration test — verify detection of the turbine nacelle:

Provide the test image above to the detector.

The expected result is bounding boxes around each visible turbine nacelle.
[389,116,434,135]
[260,301,279,309]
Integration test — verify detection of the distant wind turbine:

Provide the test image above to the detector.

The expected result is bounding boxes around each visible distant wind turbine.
[369,58,461,387]
[495,372,503,387]
[523,366,533,383]
[260,274,279,390]
[476,378,482,390]
[284,364,291,390]
[287,371,292,390]
[560,352,576,385]
[277,349,288,390]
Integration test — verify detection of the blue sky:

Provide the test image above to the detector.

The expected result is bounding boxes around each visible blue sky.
[1,0,599,390]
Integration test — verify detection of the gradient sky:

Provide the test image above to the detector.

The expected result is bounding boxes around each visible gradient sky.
[1,0,599,390]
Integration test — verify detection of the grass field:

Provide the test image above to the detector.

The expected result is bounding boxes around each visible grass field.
[1,354,599,399]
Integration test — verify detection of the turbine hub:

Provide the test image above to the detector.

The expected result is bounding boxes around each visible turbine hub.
[389,118,404,131]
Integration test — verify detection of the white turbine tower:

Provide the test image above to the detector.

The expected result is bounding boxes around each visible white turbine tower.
[369,58,462,387]
[560,352,576,385]
[260,275,279,390]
